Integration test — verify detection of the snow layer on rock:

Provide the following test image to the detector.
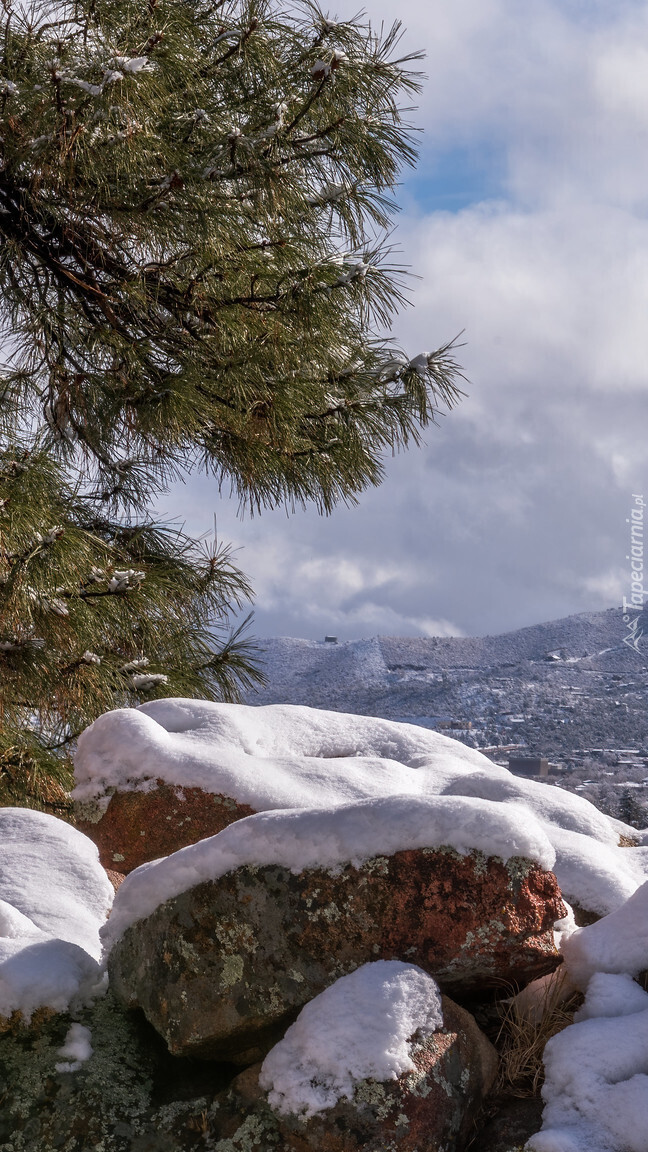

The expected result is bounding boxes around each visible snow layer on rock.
[527,1007,648,1152]
[76,700,648,918]
[101,793,554,949]
[574,973,648,1022]
[73,699,493,809]
[259,961,443,1117]
[544,828,647,916]
[0,809,113,1018]
[561,881,648,987]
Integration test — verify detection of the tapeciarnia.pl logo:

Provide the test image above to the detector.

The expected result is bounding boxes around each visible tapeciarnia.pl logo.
[623,493,645,652]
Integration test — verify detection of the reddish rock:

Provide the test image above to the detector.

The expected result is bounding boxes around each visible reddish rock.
[210,996,498,1152]
[76,781,255,873]
[109,847,566,1061]
[104,869,126,892]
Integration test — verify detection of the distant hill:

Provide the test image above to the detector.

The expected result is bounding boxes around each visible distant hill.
[244,608,648,762]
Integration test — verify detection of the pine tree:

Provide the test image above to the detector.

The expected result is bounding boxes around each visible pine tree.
[0,0,465,808]
[617,788,648,832]
[0,447,261,809]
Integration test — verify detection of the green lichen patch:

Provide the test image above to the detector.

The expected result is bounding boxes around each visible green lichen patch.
[0,992,239,1152]
[505,856,534,884]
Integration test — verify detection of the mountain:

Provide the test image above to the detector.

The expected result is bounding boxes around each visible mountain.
[244,608,648,768]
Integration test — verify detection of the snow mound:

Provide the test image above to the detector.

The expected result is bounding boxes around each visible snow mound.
[528,1002,648,1152]
[574,973,648,1022]
[259,961,443,1117]
[0,809,113,1019]
[73,699,493,810]
[561,880,648,988]
[530,883,648,1150]
[101,792,554,949]
[76,700,648,917]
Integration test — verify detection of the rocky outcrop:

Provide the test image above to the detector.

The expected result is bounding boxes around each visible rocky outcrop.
[0,989,497,1152]
[76,782,255,873]
[109,846,566,1061]
[0,990,237,1152]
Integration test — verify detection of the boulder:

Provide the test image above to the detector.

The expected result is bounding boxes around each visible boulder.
[0,987,499,1152]
[205,994,497,1152]
[76,781,255,873]
[109,846,566,1061]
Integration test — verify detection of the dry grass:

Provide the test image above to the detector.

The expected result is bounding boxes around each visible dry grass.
[493,981,583,1098]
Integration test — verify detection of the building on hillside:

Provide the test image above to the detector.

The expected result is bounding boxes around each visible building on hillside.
[508,756,549,778]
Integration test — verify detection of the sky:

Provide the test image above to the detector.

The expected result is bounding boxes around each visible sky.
[161,0,648,641]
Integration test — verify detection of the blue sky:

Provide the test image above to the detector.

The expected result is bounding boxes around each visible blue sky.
[162,0,648,642]
[403,145,506,213]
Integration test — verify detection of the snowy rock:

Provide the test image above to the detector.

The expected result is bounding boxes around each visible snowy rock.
[107,800,565,1061]
[220,980,497,1152]
[0,809,113,1023]
[74,700,648,915]
[101,793,557,949]
[259,962,446,1117]
[0,980,494,1152]
[76,780,255,874]
[73,698,495,811]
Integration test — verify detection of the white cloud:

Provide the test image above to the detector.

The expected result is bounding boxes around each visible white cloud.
[161,0,648,641]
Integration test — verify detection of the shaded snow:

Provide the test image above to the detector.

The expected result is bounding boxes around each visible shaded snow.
[561,880,648,987]
[574,973,648,1022]
[259,961,443,1117]
[0,809,113,1019]
[528,1004,648,1152]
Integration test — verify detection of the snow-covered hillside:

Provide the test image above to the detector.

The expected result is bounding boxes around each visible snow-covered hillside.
[243,610,648,780]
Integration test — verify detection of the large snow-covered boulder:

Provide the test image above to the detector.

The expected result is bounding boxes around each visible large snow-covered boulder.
[0,809,113,1024]
[106,795,565,1061]
[73,698,492,873]
[74,700,648,913]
